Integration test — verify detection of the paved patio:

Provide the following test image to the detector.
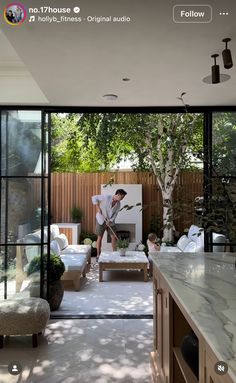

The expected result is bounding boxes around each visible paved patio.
[52,259,153,317]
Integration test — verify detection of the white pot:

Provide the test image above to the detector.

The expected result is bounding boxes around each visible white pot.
[119,248,126,256]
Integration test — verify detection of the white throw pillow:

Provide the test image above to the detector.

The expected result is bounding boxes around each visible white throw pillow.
[177,235,191,251]
[54,234,69,250]
[188,225,202,240]
[188,225,204,249]
[50,224,60,239]
[50,239,61,256]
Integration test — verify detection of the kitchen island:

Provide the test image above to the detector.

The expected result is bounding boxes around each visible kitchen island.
[150,252,236,383]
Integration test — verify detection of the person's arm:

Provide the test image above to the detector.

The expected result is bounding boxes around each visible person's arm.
[154,243,160,251]
[91,195,105,216]
[109,201,120,223]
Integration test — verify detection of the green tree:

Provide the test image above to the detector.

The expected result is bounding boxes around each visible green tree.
[115,113,203,241]
[51,113,133,172]
[52,112,203,241]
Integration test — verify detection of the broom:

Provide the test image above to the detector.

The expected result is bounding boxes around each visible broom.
[103,216,119,240]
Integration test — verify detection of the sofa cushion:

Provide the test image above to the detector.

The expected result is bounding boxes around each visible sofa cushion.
[60,254,87,271]
[24,232,41,244]
[188,225,203,241]
[177,235,191,251]
[54,234,69,251]
[183,241,198,252]
[61,244,90,254]
[50,224,60,239]
[187,225,204,250]
[50,240,61,256]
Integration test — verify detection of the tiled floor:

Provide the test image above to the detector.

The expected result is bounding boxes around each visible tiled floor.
[0,258,154,382]
[0,318,153,383]
[53,260,153,316]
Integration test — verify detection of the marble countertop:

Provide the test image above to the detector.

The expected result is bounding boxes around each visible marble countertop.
[150,252,236,382]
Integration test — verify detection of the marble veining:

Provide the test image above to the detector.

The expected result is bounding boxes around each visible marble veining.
[151,252,236,382]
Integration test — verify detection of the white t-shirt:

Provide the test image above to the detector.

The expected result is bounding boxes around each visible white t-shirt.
[91,194,121,225]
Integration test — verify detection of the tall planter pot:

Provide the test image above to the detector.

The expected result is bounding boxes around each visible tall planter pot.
[49,279,64,311]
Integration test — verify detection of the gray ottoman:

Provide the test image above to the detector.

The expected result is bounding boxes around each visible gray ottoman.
[0,297,50,348]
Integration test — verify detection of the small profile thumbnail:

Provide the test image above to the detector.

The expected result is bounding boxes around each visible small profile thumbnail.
[4,2,27,26]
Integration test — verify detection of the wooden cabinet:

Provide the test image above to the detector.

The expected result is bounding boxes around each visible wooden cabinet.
[151,267,169,383]
[151,264,235,383]
[205,347,233,383]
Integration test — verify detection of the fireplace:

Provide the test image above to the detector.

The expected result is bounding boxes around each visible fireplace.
[107,223,136,243]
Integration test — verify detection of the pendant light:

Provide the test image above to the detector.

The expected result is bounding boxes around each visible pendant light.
[222,38,233,69]
[211,54,220,84]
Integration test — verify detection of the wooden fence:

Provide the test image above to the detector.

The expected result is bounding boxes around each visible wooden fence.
[50,171,203,238]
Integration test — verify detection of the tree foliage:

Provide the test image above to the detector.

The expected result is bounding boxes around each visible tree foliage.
[51,112,203,241]
[51,113,203,173]
[212,112,236,176]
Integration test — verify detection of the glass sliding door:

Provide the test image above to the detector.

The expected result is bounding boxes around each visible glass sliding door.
[0,110,50,300]
[205,112,236,251]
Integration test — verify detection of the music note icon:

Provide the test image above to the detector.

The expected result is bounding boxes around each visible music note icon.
[29,15,35,22]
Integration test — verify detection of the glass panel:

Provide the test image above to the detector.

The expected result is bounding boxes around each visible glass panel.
[1,111,42,177]
[211,112,236,249]
[0,245,42,300]
[212,178,236,245]
[0,177,44,243]
[0,110,49,300]
[212,112,236,177]
[0,246,6,300]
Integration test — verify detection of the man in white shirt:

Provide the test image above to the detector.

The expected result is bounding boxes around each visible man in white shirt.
[92,189,127,259]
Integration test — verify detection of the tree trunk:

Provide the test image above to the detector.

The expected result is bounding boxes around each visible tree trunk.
[162,191,174,243]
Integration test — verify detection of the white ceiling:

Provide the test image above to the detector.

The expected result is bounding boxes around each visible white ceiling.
[0,0,236,107]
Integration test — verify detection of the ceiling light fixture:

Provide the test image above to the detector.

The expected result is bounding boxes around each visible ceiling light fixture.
[211,54,220,84]
[102,94,118,101]
[202,74,230,84]
[222,38,233,69]
[122,77,130,82]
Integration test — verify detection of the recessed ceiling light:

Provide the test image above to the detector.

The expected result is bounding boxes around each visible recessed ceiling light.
[122,77,130,82]
[102,94,118,101]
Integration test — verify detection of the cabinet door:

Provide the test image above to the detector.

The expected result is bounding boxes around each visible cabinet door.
[205,352,232,383]
[162,289,170,382]
[153,273,164,372]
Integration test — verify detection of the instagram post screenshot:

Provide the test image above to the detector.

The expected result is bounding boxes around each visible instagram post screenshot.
[0,0,236,382]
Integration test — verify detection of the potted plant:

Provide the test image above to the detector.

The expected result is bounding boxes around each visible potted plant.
[27,253,65,311]
[71,206,83,223]
[116,238,130,256]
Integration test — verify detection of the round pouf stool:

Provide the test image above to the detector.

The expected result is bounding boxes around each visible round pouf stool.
[0,297,50,348]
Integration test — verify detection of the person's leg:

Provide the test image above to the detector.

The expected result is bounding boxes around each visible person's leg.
[95,221,106,259]
[96,235,103,258]
[108,224,117,251]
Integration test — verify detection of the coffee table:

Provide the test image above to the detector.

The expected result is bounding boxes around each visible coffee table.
[98,251,149,282]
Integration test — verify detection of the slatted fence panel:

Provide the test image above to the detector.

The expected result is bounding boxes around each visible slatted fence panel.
[49,171,203,237]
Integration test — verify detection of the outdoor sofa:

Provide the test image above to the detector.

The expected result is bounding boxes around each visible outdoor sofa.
[16,224,91,292]
[159,224,226,253]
